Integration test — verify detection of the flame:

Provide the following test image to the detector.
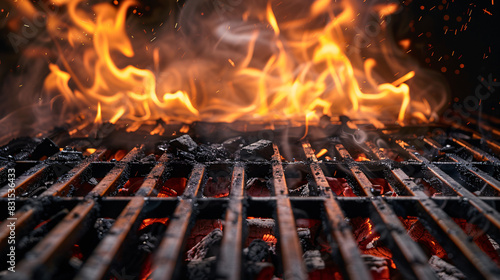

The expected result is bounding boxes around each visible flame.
[139,218,169,231]
[262,233,277,244]
[35,0,442,126]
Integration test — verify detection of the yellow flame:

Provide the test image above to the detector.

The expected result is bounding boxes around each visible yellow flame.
[40,0,425,126]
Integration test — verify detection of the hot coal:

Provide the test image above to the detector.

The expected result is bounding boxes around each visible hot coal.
[94,218,115,240]
[303,250,325,272]
[289,184,310,197]
[246,177,271,197]
[55,147,84,161]
[245,239,270,262]
[203,177,230,197]
[428,255,466,280]
[361,254,391,280]
[170,135,198,152]
[187,256,217,280]
[221,136,245,154]
[186,228,223,261]
[194,143,228,162]
[240,140,273,161]
[31,138,60,160]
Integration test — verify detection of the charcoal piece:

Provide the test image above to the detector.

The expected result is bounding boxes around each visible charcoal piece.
[55,149,84,161]
[303,250,325,272]
[170,134,198,152]
[187,256,217,280]
[289,184,310,197]
[140,154,157,162]
[31,138,59,160]
[222,136,245,153]
[428,256,466,280]
[245,239,270,262]
[361,254,390,279]
[240,140,273,161]
[186,228,223,261]
[177,150,196,161]
[94,218,115,240]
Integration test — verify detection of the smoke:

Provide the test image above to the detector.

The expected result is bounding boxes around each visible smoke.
[0,0,449,143]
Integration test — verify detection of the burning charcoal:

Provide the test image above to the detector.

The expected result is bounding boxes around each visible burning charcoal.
[361,254,391,280]
[298,228,314,252]
[222,136,245,153]
[170,134,198,152]
[187,228,223,261]
[246,177,271,197]
[187,256,217,280]
[140,154,157,162]
[289,184,310,197]
[240,140,273,161]
[31,138,59,160]
[94,218,115,240]
[303,250,325,272]
[195,144,221,162]
[428,255,466,280]
[55,148,84,161]
[245,239,270,262]
[177,150,196,161]
[203,177,231,197]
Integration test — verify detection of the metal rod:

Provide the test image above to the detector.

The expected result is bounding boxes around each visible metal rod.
[75,197,145,280]
[215,164,245,280]
[151,164,205,280]
[335,143,437,279]
[271,144,308,280]
[302,141,372,280]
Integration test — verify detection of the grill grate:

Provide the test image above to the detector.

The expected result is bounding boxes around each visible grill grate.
[1,118,500,280]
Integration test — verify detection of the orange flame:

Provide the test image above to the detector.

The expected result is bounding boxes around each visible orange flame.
[38,0,439,126]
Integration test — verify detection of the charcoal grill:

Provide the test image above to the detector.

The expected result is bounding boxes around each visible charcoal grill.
[1,116,500,280]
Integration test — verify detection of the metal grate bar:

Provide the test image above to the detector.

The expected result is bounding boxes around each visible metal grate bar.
[215,164,245,280]
[271,144,308,280]
[366,140,500,279]
[135,153,169,197]
[302,141,372,280]
[75,197,144,280]
[86,146,145,197]
[335,143,438,279]
[41,148,107,197]
[450,137,499,162]
[422,137,500,193]
[151,164,205,280]
[0,165,48,197]
[397,140,500,231]
[6,200,96,280]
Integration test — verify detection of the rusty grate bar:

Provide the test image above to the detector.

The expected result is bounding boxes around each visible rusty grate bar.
[397,140,500,231]
[6,200,96,280]
[335,143,437,279]
[271,144,308,280]
[365,140,500,278]
[86,146,145,197]
[151,164,205,280]
[1,118,500,280]
[75,197,144,280]
[215,164,245,280]
[302,141,372,280]
[41,148,107,197]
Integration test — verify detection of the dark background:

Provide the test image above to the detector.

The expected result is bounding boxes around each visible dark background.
[0,0,498,119]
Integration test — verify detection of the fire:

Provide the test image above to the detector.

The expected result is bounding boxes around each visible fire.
[25,0,445,127]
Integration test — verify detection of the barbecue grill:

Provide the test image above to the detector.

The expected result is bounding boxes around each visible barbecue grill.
[1,115,499,280]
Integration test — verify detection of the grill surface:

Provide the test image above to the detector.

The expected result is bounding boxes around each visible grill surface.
[1,116,500,280]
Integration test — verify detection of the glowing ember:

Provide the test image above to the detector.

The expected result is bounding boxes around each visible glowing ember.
[30,0,446,128]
